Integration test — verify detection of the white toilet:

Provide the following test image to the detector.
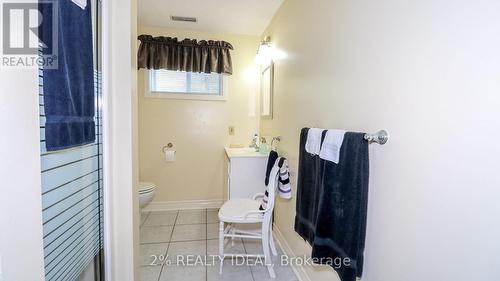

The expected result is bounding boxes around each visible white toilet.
[139,182,156,209]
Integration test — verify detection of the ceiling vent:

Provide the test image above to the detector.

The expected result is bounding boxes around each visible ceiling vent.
[170,16,197,23]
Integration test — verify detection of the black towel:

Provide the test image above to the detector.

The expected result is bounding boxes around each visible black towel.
[294,128,327,245]
[40,0,95,151]
[264,150,279,186]
[311,132,369,281]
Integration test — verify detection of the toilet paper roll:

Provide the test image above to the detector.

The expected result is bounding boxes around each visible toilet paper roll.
[164,150,175,162]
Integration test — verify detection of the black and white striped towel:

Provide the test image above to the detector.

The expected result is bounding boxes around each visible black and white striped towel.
[260,156,292,210]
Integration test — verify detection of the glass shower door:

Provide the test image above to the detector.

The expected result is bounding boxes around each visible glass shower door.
[39,0,104,280]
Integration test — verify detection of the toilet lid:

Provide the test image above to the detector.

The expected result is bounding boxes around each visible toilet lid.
[139,182,156,193]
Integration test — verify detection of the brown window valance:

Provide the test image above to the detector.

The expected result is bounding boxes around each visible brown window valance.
[137,35,234,75]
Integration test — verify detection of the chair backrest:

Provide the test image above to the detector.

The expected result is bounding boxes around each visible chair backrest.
[263,165,280,218]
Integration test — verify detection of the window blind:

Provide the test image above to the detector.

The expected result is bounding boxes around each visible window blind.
[150,69,222,95]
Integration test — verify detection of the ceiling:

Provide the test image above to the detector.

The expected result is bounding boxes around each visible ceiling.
[138,0,284,36]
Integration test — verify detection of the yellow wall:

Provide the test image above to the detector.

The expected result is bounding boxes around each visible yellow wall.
[261,0,500,280]
[138,26,260,202]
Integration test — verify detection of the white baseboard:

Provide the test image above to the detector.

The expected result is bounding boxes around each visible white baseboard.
[142,199,223,212]
[273,224,312,281]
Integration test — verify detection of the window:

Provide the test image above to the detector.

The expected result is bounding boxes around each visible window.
[147,69,226,100]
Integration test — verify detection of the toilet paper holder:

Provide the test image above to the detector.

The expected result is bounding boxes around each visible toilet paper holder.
[162,143,173,153]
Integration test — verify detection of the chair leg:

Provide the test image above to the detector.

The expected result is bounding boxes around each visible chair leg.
[231,226,235,246]
[219,221,224,274]
[261,225,276,278]
[267,264,276,279]
[269,228,278,256]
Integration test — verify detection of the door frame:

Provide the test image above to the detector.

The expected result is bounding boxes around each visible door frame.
[101,0,139,280]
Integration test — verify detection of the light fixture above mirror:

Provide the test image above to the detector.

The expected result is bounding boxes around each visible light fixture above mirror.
[255,36,273,66]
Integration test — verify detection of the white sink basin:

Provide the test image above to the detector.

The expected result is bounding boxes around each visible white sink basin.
[225,147,268,158]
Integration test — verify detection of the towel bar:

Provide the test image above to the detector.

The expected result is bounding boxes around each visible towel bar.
[364,130,389,145]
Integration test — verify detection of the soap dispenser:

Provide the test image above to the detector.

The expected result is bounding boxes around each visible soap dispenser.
[250,133,260,151]
[259,137,269,155]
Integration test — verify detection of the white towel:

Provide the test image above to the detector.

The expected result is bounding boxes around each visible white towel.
[319,129,346,164]
[71,0,87,10]
[305,128,324,155]
[277,158,292,199]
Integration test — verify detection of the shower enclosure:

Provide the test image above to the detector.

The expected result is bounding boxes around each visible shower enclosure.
[39,0,104,280]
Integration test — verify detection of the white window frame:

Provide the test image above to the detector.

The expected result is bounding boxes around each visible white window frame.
[144,69,228,101]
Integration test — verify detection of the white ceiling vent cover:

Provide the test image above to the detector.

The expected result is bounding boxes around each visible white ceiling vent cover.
[170,16,197,23]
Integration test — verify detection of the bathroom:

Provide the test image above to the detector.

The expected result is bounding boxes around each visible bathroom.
[1,0,500,281]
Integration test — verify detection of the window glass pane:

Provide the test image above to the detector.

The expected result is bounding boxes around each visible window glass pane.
[151,70,221,95]
[189,72,221,95]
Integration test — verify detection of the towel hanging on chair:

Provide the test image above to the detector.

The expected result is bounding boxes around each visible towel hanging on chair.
[260,152,292,210]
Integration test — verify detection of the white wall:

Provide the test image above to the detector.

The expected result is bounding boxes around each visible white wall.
[261,0,500,280]
[0,69,45,280]
[138,26,260,203]
[103,0,138,280]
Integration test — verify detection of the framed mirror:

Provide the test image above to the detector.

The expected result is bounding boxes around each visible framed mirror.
[260,62,274,119]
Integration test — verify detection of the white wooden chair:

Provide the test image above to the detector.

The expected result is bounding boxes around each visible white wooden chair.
[218,165,280,278]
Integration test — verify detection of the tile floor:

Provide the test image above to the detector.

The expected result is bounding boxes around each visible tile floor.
[140,209,298,281]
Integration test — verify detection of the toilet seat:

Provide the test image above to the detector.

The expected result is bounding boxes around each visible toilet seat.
[139,182,156,194]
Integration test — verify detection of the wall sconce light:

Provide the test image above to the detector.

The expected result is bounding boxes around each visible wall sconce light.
[255,36,273,66]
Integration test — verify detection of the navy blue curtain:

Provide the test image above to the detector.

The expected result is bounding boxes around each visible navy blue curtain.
[40,0,95,151]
